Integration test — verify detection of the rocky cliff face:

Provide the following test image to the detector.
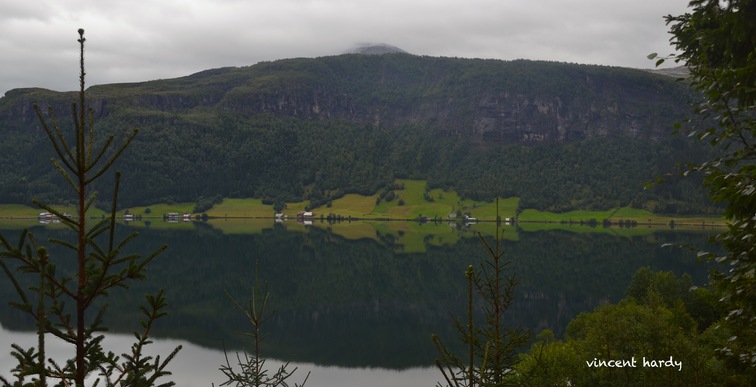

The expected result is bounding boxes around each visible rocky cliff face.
[209,64,688,145]
[1,55,691,146]
[0,54,708,211]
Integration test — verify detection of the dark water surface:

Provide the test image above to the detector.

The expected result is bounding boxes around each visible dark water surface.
[0,220,715,385]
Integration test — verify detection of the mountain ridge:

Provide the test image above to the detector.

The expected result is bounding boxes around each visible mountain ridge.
[343,43,409,55]
[0,53,713,213]
[2,55,692,144]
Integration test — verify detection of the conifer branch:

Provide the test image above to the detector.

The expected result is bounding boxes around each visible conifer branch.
[51,158,80,193]
[86,129,139,184]
[83,191,99,213]
[33,105,77,174]
[0,27,178,387]
[0,236,31,307]
[48,105,77,167]
[86,135,116,172]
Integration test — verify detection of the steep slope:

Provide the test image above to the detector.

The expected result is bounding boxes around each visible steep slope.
[0,54,713,212]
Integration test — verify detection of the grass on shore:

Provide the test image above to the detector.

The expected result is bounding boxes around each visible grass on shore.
[0,204,109,219]
[1,179,724,231]
[518,207,723,227]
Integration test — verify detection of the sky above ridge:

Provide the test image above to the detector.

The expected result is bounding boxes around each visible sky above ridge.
[0,0,690,96]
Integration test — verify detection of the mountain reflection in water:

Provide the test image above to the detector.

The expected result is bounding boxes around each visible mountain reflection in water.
[0,220,714,375]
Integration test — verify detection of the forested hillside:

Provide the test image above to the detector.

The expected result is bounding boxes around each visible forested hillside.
[0,53,716,213]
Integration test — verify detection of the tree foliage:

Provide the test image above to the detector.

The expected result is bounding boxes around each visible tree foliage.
[433,201,530,386]
[655,0,756,370]
[216,262,309,387]
[515,268,733,386]
[0,29,179,386]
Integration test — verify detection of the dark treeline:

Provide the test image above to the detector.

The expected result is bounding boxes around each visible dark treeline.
[0,54,716,213]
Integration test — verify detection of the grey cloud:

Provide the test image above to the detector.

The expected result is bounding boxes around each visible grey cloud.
[1,0,689,96]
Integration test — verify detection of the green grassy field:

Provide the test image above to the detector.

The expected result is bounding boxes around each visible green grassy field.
[0,204,109,219]
[518,208,616,222]
[309,180,519,221]
[518,206,724,228]
[464,197,519,220]
[120,203,195,216]
[205,198,272,218]
[1,179,724,237]
[316,193,380,218]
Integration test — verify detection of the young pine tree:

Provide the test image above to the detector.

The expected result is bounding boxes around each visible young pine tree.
[216,260,309,387]
[433,200,530,387]
[0,29,180,387]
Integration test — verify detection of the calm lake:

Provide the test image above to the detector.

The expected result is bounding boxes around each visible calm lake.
[0,219,717,386]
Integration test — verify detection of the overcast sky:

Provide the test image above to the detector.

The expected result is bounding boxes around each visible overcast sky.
[0,0,690,96]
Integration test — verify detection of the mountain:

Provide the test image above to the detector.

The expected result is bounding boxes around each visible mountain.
[0,53,715,213]
[644,65,690,78]
[344,43,409,55]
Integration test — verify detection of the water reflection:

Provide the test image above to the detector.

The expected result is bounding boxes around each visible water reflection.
[0,221,715,376]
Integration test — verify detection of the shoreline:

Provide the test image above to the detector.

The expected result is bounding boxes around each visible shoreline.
[0,214,726,228]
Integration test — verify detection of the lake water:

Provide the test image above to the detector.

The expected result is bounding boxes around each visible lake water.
[0,219,716,385]
[0,325,437,386]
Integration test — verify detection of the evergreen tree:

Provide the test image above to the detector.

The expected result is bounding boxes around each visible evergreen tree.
[216,262,309,387]
[433,200,530,386]
[0,29,179,387]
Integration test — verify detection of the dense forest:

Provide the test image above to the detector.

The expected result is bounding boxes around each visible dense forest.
[0,53,717,213]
